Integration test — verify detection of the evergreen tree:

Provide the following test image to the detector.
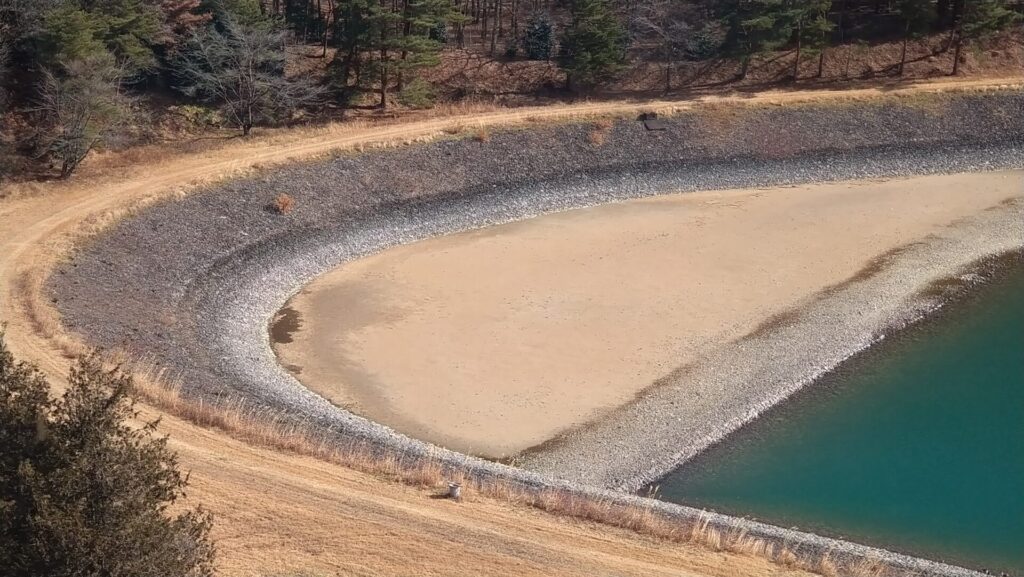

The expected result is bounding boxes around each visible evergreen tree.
[0,335,216,577]
[523,11,554,60]
[331,0,452,108]
[202,0,274,29]
[895,0,933,76]
[558,0,626,90]
[39,0,166,75]
[952,0,1018,75]
[785,0,831,80]
[718,0,793,80]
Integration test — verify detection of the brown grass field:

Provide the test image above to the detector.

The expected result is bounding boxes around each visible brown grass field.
[2,75,1022,576]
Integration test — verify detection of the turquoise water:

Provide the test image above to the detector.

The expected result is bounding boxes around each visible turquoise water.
[656,258,1024,575]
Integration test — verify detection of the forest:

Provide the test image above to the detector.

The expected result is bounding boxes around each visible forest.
[0,0,1020,180]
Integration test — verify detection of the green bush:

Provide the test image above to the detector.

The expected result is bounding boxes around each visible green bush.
[398,77,437,109]
[0,334,215,577]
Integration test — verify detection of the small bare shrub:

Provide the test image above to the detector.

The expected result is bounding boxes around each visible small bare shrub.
[588,119,613,146]
[473,128,490,142]
[271,193,295,214]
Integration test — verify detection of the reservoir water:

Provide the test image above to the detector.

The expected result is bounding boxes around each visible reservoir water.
[656,256,1024,574]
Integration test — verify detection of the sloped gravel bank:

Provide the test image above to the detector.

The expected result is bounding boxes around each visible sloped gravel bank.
[50,91,1024,577]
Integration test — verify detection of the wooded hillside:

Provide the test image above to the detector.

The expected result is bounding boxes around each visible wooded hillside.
[0,0,1020,181]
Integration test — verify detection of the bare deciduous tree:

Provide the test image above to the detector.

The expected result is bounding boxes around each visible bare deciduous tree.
[177,19,323,136]
[36,57,129,179]
[632,0,688,93]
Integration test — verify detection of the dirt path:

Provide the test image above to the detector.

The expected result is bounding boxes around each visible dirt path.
[0,76,1020,576]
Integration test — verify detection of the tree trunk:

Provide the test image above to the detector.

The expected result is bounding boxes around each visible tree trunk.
[321,0,332,57]
[511,0,519,39]
[951,31,963,75]
[899,22,909,76]
[837,0,846,43]
[792,20,802,81]
[497,0,504,39]
[951,0,967,74]
[816,49,825,78]
[481,0,489,41]
[489,0,498,55]
[398,0,411,92]
[663,37,671,93]
[380,36,389,108]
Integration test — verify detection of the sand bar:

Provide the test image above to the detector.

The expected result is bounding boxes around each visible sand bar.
[275,170,1024,459]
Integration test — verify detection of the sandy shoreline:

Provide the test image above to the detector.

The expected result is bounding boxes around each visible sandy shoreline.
[275,171,1024,459]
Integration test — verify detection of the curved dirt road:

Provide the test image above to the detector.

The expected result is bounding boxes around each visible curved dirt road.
[1,77,1020,576]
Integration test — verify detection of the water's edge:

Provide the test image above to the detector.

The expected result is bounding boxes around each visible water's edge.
[650,250,1024,574]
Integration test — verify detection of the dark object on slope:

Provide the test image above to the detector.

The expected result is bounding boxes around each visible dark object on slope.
[638,112,668,131]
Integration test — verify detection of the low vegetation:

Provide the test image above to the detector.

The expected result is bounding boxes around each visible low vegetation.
[0,0,1020,182]
[0,334,215,577]
[271,192,295,213]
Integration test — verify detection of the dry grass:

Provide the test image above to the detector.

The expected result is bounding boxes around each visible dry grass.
[102,359,846,575]
[272,193,295,214]
[473,128,491,142]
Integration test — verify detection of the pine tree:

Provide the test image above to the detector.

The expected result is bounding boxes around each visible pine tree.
[558,0,626,91]
[786,0,831,81]
[952,0,1018,75]
[718,0,794,80]
[332,0,452,108]
[895,0,933,76]
[523,11,554,61]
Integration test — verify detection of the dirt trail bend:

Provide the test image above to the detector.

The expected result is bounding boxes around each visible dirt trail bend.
[0,76,1020,576]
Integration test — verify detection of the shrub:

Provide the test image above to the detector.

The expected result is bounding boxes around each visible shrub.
[587,119,613,146]
[272,192,295,214]
[398,78,436,109]
[473,128,490,142]
[429,21,449,44]
[0,334,215,577]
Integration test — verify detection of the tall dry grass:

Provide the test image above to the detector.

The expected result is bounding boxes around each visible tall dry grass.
[101,355,897,577]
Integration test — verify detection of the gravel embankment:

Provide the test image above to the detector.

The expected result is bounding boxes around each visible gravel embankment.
[49,91,1024,577]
